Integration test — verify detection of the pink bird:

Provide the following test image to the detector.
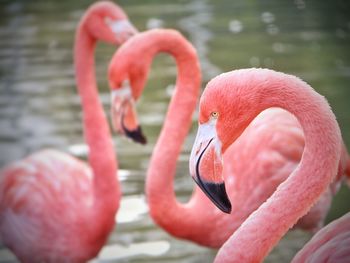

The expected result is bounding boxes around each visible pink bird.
[108,28,201,147]
[108,29,348,249]
[292,211,350,262]
[189,68,349,262]
[0,2,137,262]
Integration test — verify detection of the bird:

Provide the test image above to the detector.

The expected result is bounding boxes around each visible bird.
[108,29,349,249]
[0,2,137,262]
[189,68,348,262]
[291,211,350,263]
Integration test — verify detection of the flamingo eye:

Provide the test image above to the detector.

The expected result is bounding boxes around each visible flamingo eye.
[210,111,219,119]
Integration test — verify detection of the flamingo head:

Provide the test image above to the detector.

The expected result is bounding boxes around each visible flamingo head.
[108,39,152,145]
[189,70,259,214]
[84,1,138,45]
[110,79,147,145]
[189,114,232,214]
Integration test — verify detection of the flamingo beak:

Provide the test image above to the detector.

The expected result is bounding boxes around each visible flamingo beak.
[106,18,138,44]
[189,121,232,214]
[111,81,147,144]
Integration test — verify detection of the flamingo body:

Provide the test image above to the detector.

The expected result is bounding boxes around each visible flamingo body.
[0,150,102,262]
[292,212,350,263]
[223,108,338,233]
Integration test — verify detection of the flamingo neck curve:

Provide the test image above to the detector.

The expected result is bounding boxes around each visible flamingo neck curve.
[74,23,120,218]
[213,69,342,262]
[138,31,203,237]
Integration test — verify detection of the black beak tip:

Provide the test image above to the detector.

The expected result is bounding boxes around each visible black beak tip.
[125,126,147,145]
[194,178,232,214]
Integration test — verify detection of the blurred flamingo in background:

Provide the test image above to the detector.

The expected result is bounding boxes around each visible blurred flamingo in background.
[189,68,349,262]
[292,211,350,262]
[0,2,137,262]
[107,29,348,248]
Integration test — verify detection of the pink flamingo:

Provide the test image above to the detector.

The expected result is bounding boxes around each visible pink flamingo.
[108,30,348,248]
[292,211,350,262]
[189,68,348,262]
[0,2,137,262]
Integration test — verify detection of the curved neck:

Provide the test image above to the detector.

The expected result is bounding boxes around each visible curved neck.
[216,69,342,262]
[74,25,119,214]
[144,32,202,233]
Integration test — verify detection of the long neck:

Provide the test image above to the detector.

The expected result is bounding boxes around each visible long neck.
[216,69,342,262]
[74,25,119,215]
[145,32,202,235]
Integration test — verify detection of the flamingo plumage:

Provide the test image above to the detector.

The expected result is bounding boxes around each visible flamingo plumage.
[189,68,349,262]
[292,211,350,263]
[0,2,137,262]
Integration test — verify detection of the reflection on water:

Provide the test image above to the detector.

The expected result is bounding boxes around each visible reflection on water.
[116,196,148,224]
[94,241,170,262]
[0,0,349,262]
[178,0,222,80]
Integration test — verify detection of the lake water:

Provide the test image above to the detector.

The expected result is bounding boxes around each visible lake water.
[0,0,349,262]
